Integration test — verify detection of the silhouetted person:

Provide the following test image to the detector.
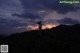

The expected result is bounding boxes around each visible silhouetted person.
[37,21,42,36]
[37,21,42,30]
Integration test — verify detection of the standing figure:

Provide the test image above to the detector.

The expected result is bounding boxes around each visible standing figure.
[37,21,42,30]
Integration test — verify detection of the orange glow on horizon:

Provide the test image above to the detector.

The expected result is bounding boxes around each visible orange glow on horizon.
[27,24,57,30]
[42,24,57,29]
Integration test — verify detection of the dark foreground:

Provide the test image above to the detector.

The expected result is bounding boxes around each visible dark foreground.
[0,24,80,53]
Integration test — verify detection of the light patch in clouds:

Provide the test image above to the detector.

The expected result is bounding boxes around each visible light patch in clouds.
[65,9,80,21]
[45,11,64,18]
[43,9,80,23]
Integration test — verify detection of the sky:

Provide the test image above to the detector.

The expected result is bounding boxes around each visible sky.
[0,0,80,35]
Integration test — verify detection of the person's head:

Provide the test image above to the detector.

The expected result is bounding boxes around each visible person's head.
[37,21,42,24]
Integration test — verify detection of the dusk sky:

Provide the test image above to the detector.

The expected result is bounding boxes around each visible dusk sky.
[0,0,80,35]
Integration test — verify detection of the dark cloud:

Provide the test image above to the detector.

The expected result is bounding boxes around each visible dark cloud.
[20,0,80,12]
[0,18,28,35]
[57,17,80,24]
[12,13,41,19]
[0,18,7,24]
[0,18,27,27]
[12,0,80,19]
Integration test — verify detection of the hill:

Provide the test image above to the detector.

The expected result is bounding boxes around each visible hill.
[0,24,80,53]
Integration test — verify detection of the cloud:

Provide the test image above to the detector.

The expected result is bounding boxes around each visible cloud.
[0,18,7,24]
[0,0,80,35]
[12,13,41,19]
[57,17,80,25]
[20,0,80,12]
[12,0,80,20]
[0,17,29,35]
[0,0,23,17]
[0,18,28,27]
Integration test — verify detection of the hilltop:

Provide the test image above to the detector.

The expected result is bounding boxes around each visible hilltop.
[0,24,80,53]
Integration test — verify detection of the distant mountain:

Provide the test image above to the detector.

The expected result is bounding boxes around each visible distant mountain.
[0,24,80,53]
